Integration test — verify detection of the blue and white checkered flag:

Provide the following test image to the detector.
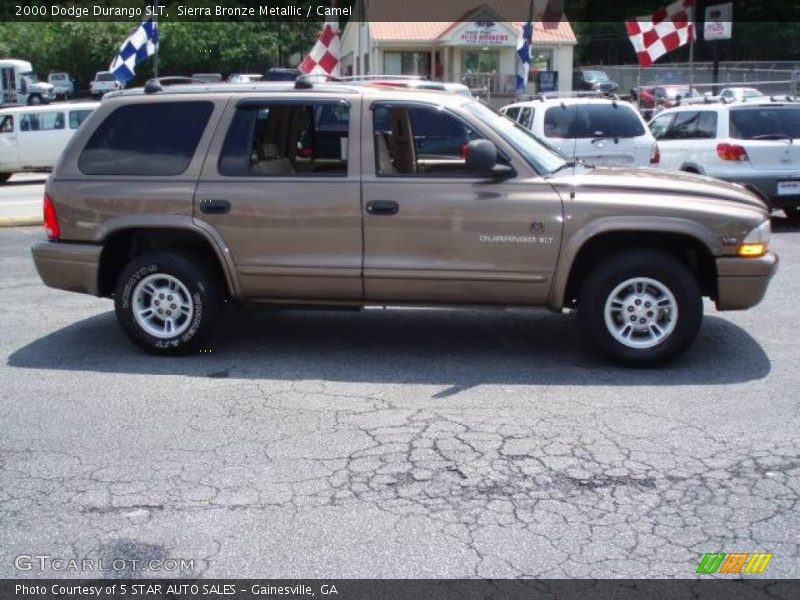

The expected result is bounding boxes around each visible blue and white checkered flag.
[109,12,159,83]
[516,1,535,95]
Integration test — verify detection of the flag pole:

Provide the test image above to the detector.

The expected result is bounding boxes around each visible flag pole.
[153,0,159,79]
[688,1,695,95]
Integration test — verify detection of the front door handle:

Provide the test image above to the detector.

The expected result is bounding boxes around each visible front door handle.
[199,199,231,215]
[366,200,399,216]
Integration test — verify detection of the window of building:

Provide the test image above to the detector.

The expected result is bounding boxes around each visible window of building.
[219,101,349,177]
[78,102,213,176]
[20,111,64,132]
[384,52,431,76]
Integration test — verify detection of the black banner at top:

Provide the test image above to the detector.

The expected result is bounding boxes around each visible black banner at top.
[1,0,799,23]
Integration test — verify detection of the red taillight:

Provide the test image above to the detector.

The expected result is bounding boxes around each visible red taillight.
[43,193,60,240]
[717,143,749,161]
[299,147,314,158]
[460,143,469,160]
[650,143,660,165]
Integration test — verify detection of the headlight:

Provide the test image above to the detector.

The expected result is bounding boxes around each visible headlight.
[738,220,771,257]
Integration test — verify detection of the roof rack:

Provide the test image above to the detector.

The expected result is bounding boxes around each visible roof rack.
[294,73,443,91]
[144,76,207,94]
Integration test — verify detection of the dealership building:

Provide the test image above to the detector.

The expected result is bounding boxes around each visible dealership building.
[340,13,576,102]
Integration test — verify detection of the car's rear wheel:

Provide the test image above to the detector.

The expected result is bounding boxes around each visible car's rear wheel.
[0,173,10,184]
[114,252,222,355]
[578,251,703,366]
[27,94,42,105]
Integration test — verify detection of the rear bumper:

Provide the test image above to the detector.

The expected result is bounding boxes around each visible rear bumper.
[715,252,779,311]
[31,240,102,296]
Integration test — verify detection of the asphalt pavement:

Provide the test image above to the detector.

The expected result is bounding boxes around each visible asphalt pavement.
[0,223,798,578]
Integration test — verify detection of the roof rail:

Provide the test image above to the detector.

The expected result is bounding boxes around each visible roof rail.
[144,76,206,94]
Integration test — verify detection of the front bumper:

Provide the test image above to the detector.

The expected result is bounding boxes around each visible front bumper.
[715,252,779,311]
[31,240,102,296]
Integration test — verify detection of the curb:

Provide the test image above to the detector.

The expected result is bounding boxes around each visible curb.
[0,216,41,228]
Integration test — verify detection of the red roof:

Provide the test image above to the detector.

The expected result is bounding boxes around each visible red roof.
[370,21,576,44]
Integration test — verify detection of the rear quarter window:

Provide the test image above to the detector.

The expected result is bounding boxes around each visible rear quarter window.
[729,107,800,139]
[78,102,213,176]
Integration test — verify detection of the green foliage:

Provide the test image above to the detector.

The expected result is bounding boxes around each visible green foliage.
[0,20,320,90]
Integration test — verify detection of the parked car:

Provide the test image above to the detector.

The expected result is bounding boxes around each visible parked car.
[501,97,659,167]
[90,71,123,98]
[719,87,765,103]
[264,68,301,81]
[47,72,75,99]
[654,85,704,107]
[0,102,98,182]
[31,79,777,365]
[649,100,800,221]
[0,59,55,105]
[191,73,223,83]
[573,69,618,95]
[227,73,263,84]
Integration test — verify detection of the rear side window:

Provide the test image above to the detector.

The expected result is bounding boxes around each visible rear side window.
[663,111,717,140]
[79,102,213,176]
[20,111,64,132]
[69,109,92,130]
[572,105,645,138]
[518,106,534,129]
[729,107,800,139]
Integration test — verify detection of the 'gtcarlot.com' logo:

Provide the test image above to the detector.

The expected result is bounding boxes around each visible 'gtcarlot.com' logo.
[15,554,194,572]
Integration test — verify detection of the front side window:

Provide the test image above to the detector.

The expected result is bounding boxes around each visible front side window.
[219,101,349,177]
[69,109,93,130]
[20,111,64,132]
[78,102,213,176]
[649,113,674,140]
[503,106,521,122]
[374,104,484,177]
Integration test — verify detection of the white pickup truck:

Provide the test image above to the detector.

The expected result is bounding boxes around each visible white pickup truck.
[89,71,124,98]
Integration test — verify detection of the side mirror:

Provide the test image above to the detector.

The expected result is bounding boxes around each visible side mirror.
[465,140,514,178]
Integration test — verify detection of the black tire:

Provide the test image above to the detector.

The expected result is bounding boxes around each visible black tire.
[784,206,800,223]
[114,252,222,355]
[0,173,11,184]
[578,250,703,367]
[27,94,42,105]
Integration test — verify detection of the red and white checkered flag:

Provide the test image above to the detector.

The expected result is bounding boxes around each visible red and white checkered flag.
[299,17,340,77]
[626,0,695,67]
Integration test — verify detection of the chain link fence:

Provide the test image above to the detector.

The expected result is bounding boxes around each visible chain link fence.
[586,61,800,98]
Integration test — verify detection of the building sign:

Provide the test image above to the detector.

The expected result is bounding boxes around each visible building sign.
[537,70,558,93]
[704,2,733,41]
[459,21,513,46]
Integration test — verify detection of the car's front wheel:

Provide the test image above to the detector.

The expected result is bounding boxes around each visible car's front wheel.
[114,252,222,355]
[784,206,800,223]
[578,251,703,366]
[0,173,11,184]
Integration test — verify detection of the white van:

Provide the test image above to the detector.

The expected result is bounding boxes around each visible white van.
[501,97,659,167]
[0,102,98,183]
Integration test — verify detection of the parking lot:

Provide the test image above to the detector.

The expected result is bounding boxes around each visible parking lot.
[1,209,798,578]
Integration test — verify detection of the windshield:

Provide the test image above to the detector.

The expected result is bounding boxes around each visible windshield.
[584,70,610,83]
[465,101,569,175]
[21,71,39,83]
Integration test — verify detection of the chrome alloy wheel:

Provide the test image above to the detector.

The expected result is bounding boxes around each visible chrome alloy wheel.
[132,273,194,339]
[603,277,678,349]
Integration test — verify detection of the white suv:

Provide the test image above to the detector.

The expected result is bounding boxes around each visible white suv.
[649,101,800,221]
[500,97,659,167]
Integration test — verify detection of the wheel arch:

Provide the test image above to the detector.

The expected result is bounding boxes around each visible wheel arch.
[96,220,238,299]
[550,219,718,310]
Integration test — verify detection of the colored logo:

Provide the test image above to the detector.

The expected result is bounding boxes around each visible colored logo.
[697,552,773,574]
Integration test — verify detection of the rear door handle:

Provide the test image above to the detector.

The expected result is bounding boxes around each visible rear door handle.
[199,199,231,215]
[366,200,399,216]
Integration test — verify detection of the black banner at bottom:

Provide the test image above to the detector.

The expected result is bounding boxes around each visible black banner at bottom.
[3,579,800,600]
